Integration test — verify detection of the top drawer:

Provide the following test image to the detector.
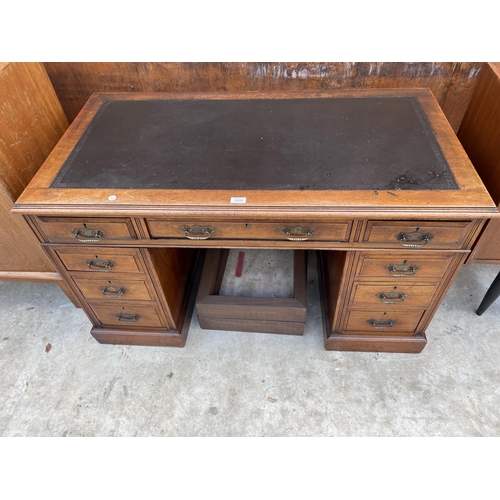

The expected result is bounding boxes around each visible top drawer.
[361,220,474,249]
[54,247,145,274]
[355,251,456,280]
[146,219,353,243]
[37,217,137,243]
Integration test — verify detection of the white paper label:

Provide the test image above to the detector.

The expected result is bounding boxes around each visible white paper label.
[108,195,117,201]
[230,197,246,204]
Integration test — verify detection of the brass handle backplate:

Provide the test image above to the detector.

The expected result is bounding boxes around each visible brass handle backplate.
[386,262,420,277]
[376,292,408,304]
[179,224,214,240]
[115,313,140,323]
[280,226,315,241]
[71,226,105,242]
[367,319,395,329]
[99,286,127,297]
[395,230,434,248]
[84,258,116,272]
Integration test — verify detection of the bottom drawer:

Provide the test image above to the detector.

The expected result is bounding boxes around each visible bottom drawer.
[344,309,424,335]
[90,303,166,328]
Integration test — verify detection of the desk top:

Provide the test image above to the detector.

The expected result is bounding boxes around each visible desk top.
[50,96,457,192]
[14,89,497,219]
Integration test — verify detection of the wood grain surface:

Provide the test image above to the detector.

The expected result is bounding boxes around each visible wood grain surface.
[458,63,500,264]
[14,89,496,218]
[43,62,483,131]
[12,84,496,352]
[0,62,68,276]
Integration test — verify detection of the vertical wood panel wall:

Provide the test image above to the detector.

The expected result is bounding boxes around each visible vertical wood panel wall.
[458,63,500,264]
[43,62,483,131]
[0,62,68,278]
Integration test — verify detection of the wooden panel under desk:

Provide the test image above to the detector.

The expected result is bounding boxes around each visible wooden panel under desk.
[198,316,305,336]
[468,219,500,263]
[143,247,198,329]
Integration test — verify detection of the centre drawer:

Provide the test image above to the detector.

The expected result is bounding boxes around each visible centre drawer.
[146,219,353,242]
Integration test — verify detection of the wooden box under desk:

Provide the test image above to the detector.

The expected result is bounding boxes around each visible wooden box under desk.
[196,249,307,336]
[13,90,499,352]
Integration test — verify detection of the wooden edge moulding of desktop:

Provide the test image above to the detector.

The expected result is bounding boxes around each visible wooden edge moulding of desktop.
[13,89,499,353]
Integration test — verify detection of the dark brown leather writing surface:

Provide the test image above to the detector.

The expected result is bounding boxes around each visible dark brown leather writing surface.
[51,97,458,191]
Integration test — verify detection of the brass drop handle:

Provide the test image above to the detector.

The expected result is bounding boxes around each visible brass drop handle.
[386,262,420,277]
[71,225,105,242]
[84,258,116,272]
[376,292,407,304]
[179,224,214,240]
[367,319,395,329]
[395,230,434,248]
[99,286,127,297]
[115,313,140,323]
[280,226,315,241]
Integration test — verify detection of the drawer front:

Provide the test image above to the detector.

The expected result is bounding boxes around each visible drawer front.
[37,217,137,243]
[147,219,353,243]
[344,310,424,334]
[55,247,144,274]
[90,304,165,328]
[362,220,473,249]
[73,277,154,301]
[356,252,454,280]
[350,283,437,308]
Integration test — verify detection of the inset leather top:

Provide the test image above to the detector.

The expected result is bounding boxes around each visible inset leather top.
[51,97,458,191]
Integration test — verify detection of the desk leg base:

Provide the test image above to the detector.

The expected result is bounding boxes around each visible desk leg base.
[90,327,188,347]
[325,333,427,353]
[90,328,186,347]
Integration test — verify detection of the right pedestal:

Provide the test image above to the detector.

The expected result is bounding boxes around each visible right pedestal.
[317,249,467,353]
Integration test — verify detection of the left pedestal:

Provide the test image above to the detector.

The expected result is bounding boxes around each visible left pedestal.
[46,244,201,347]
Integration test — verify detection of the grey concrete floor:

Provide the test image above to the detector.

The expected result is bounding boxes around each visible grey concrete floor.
[1,253,499,437]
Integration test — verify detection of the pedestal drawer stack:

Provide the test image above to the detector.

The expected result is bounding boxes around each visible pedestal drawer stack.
[44,242,199,347]
[319,219,477,353]
[347,250,461,330]
[51,246,169,330]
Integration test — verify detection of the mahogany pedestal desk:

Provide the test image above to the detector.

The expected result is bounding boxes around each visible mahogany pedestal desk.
[13,90,497,353]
